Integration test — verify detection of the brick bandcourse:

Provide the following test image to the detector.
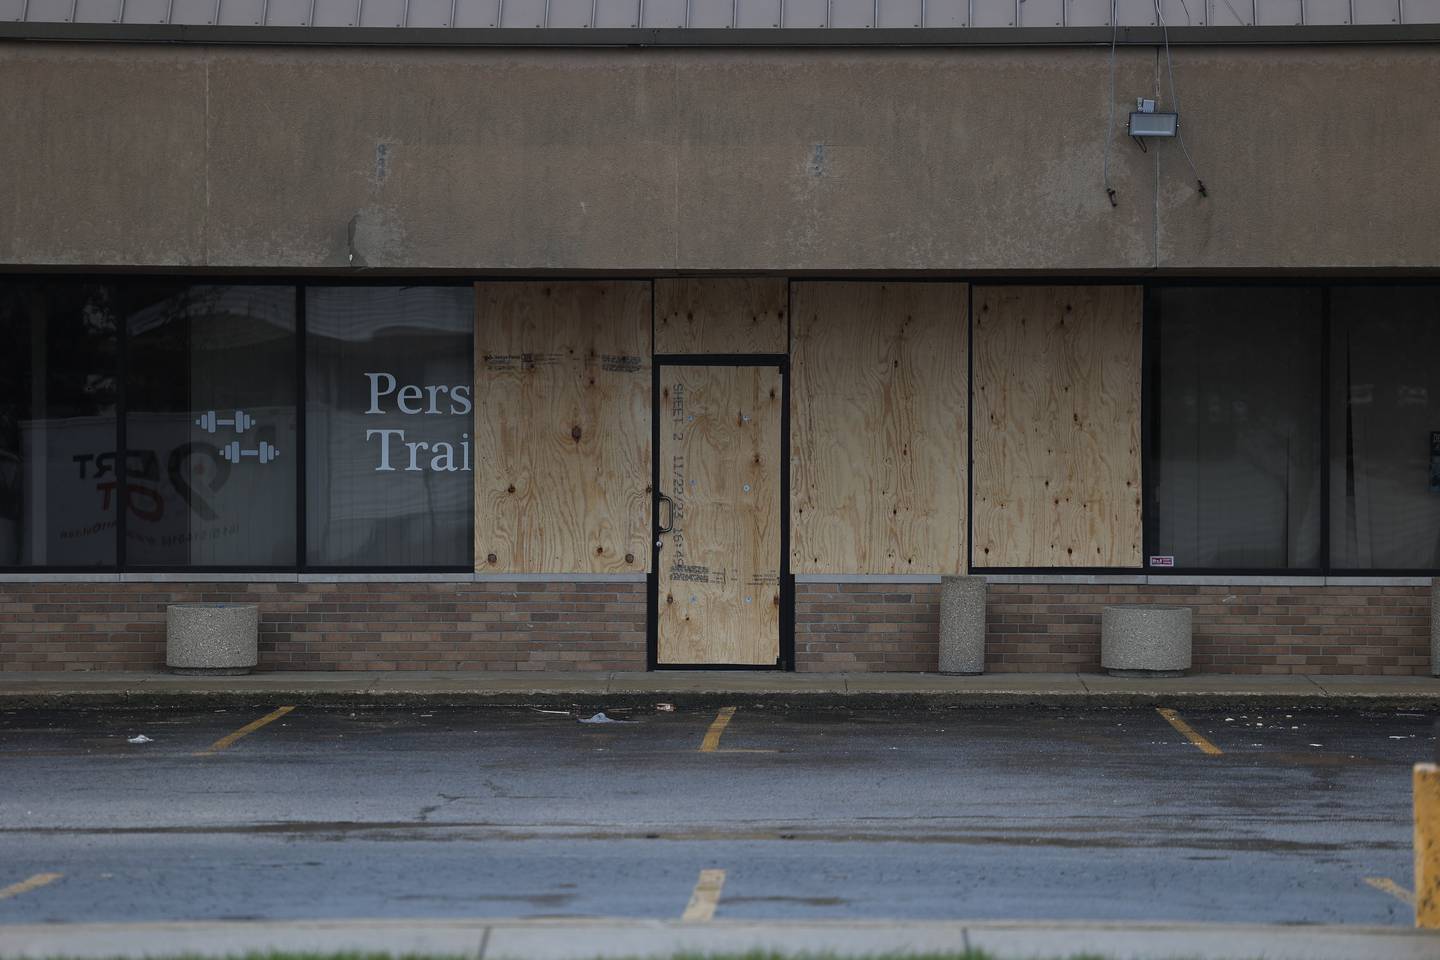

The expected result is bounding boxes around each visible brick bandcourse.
[0,581,647,673]
[0,578,1431,675]
[795,582,1434,676]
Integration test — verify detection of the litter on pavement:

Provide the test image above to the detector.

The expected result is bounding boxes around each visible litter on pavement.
[127,735,153,744]
[579,712,631,724]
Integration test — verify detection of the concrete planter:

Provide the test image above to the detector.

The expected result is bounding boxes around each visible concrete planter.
[1101,605,1193,678]
[166,603,259,676]
[939,575,987,675]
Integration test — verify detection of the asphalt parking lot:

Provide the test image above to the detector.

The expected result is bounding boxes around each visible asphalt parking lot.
[0,702,1433,927]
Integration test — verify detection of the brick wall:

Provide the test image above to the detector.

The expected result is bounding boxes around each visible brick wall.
[793,583,943,672]
[795,581,1435,675]
[0,580,647,673]
[1,577,1431,675]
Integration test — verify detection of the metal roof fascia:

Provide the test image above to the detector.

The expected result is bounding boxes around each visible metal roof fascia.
[2,23,1440,45]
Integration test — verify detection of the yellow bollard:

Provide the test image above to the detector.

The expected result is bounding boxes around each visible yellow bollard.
[1416,763,1440,928]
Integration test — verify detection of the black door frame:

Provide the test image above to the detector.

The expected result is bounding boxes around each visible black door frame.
[647,353,794,671]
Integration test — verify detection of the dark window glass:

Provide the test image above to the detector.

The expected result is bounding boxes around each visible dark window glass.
[124,285,298,567]
[0,282,119,567]
[306,287,473,567]
[1330,286,1440,570]
[1152,287,1323,569]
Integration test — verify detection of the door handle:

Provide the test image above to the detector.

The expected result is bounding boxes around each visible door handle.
[656,493,675,547]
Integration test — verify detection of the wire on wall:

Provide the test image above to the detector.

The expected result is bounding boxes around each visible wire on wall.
[1154,0,1209,197]
[1102,0,1119,207]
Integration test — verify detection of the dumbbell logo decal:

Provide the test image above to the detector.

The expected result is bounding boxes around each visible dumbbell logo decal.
[194,410,255,434]
[219,441,280,465]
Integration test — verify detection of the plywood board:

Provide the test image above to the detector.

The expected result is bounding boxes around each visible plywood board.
[791,281,968,575]
[654,277,788,355]
[972,285,1143,568]
[474,281,651,573]
[657,364,783,665]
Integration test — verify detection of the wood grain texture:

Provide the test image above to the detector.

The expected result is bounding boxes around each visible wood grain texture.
[971,285,1143,568]
[654,278,789,355]
[790,281,968,575]
[657,365,782,665]
[474,281,651,573]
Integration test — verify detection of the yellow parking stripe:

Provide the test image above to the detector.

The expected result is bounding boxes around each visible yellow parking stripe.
[1156,707,1223,756]
[194,706,295,757]
[682,869,726,921]
[0,873,62,901]
[699,707,737,753]
[1365,876,1416,906]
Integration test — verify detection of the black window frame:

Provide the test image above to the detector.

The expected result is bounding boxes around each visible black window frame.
[300,281,478,572]
[1138,279,1329,577]
[957,277,1440,578]
[4,273,1439,577]
[1138,278,1440,579]
[117,280,303,572]
[0,274,479,575]
[0,277,123,572]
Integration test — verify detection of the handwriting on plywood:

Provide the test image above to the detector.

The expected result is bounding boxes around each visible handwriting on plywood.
[655,278,788,355]
[483,352,565,371]
[474,281,651,574]
[971,285,1142,568]
[790,282,968,575]
[601,355,644,373]
[669,564,714,584]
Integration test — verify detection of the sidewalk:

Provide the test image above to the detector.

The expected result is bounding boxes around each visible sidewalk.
[0,917,1436,960]
[3,669,1440,709]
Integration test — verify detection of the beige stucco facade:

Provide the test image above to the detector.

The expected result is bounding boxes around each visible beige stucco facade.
[1,40,1438,272]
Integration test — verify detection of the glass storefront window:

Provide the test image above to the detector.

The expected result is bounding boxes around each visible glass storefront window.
[12,278,1439,575]
[1151,287,1323,570]
[305,286,474,567]
[1330,286,1440,570]
[0,282,119,567]
[124,285,298,567]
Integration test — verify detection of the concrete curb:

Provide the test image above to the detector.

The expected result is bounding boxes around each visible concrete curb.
[8,676,1440,713]
[0,917,1436,960]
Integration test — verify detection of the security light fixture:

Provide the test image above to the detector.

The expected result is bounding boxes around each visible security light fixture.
[1129,111,1179,138]
[1128,98,1179,153]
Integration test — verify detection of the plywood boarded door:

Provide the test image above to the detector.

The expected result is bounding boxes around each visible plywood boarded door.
[656,363,783,666]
